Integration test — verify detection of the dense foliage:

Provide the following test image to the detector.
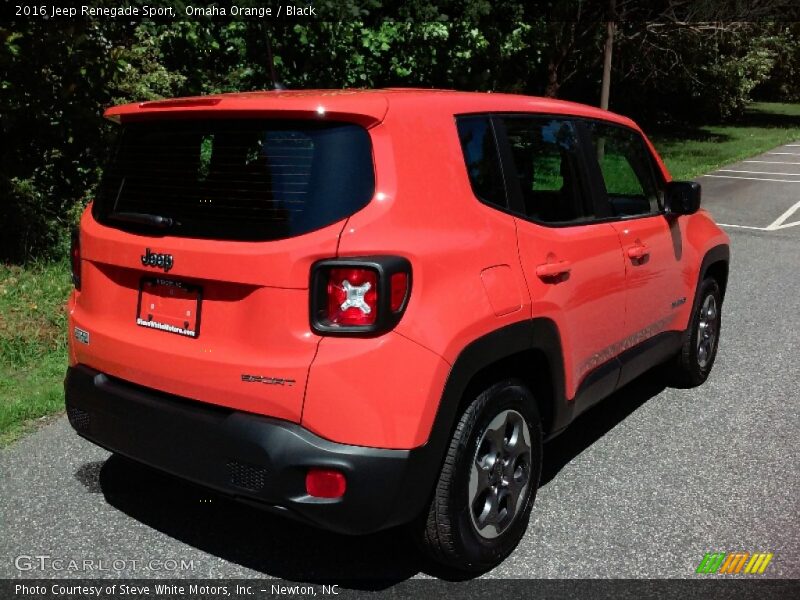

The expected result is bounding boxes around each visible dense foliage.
[1,1,798,261]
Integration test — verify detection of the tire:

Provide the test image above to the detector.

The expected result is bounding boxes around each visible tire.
[416,379,543,573]
[667,277,722,388]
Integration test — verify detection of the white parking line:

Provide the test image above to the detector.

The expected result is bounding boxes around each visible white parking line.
[744,160,800,165]
[717,223,770,230]
[718,169,800,177]
[718,200,800,232]
[702,174,800,183]
[707,146,800,233]
[766,199,800,230]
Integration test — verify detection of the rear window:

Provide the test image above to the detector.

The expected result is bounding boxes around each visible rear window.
[94,119,375,240]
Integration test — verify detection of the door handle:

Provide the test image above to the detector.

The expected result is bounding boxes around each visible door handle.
[535,260,572,280]
[627,243,649,260]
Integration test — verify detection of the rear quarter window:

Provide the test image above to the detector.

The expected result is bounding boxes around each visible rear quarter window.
[94,119,375,240]
[456,116,507,209]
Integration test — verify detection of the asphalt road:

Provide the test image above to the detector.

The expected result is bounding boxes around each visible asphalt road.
[1,144,799,585]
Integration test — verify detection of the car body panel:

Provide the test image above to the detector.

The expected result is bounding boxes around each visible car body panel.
[67,89,729,460]
[514,219,627,398]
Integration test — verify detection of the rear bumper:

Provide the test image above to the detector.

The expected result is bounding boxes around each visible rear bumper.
[64,365,435,534]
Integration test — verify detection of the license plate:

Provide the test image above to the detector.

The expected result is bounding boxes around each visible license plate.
[136,278,202,338]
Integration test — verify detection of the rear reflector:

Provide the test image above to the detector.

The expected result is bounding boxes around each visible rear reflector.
[306,468,347,498]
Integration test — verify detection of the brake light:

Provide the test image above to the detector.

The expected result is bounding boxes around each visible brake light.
[311,256,412,335]
[305,468,347,499]
[70,231,81,290]
[327,268,378,326]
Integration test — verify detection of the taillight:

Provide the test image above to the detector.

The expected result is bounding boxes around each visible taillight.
[327,268,378,326]
[311,256,411,335]
[390,273,409,311]
[70,230,81,290]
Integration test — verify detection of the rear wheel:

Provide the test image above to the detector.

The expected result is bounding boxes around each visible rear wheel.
[667,277,722,388]
[416,379,542,573]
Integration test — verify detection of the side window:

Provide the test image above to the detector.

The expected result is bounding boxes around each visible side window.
[501,117,590,224]
[456,116,507,209]
[586,122,660,217]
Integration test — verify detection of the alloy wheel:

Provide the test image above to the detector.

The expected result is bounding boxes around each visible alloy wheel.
[697,294,718,368]
[468,409,532,539]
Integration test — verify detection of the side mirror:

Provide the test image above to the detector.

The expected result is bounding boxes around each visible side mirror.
[664,181,701,216]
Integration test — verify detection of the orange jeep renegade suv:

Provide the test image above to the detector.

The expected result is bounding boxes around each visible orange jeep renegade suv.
[65,89,730,572]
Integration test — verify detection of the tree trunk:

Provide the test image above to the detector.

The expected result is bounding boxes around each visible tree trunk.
[545,61,560,98]
[600,20,615,110]
[600,0,616,110]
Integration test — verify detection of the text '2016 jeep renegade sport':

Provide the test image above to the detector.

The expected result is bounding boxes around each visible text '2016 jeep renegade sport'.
[65,89,730,572]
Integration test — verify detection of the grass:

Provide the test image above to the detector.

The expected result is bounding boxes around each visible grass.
[650,102,800,180]
[1,101,799,447]
[0,261,72,446]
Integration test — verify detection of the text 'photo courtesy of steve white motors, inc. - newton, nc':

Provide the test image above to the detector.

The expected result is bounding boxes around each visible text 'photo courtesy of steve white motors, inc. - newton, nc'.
[14,4,319,19]
[13,583,341,598]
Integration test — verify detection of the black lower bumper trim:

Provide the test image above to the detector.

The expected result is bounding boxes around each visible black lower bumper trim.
[64,366,436,534]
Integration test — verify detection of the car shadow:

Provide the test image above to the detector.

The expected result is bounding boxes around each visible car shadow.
[93,453,425,589]
[75,372,666,586]
[540,372,667,486]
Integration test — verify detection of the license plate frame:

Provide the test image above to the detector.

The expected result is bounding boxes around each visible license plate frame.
[136,277,202,338]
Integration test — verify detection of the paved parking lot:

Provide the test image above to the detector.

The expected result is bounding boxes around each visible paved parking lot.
[699,143,800,230]
[1,143,798,584]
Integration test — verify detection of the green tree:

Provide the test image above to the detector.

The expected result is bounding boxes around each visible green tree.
[1,1,796,262]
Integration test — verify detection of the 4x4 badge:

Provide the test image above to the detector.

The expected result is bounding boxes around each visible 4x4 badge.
[141,248,173,272]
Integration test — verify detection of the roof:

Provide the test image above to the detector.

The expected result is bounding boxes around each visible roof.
[104,88,638,130]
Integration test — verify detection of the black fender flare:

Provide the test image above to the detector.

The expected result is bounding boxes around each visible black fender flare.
[398,319,568,523]
[674,242,730,348]
[434,319,566,442]
[697,243,730,302]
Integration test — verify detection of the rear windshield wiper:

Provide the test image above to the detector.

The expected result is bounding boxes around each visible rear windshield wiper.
[108,212,177,229]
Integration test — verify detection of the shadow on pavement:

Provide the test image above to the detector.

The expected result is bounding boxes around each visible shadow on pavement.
[541,372,666,486]
[74,371,666,586]
[74,460,104,493]
[94,453,424,589]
